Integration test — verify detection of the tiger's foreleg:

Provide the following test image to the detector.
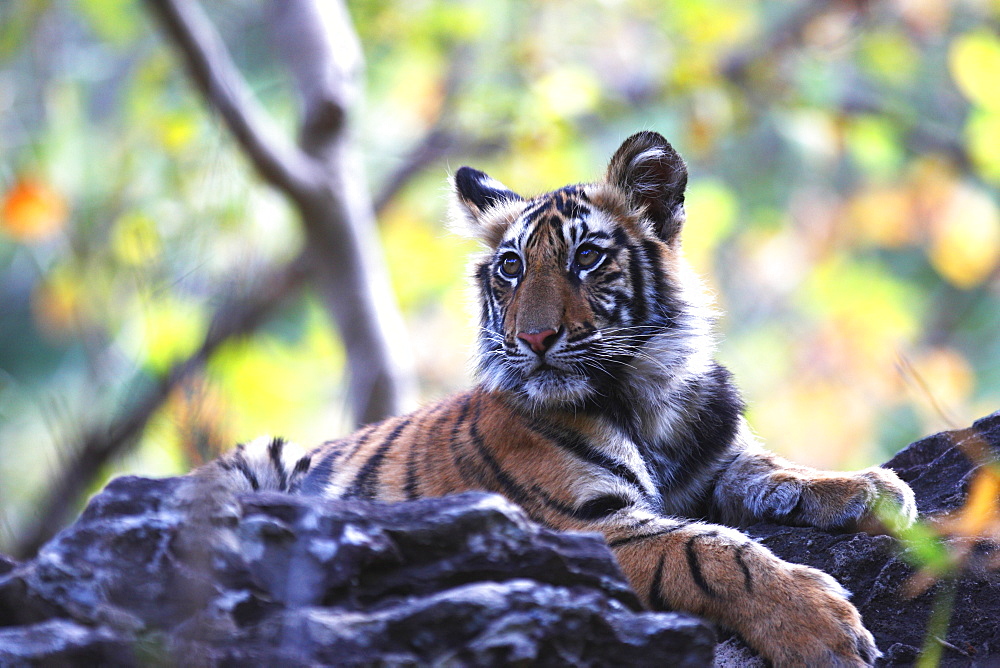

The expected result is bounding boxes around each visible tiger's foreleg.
[603,512,879,667]
[711,423,917,534]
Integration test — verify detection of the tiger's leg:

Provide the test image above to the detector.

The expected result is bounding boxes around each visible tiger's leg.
[711,422,917,533]
[604,512,879,666]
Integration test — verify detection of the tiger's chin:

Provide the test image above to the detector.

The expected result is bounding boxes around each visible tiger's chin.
[520,369,595,408]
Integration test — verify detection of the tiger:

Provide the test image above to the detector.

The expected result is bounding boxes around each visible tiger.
[195,131,917,666]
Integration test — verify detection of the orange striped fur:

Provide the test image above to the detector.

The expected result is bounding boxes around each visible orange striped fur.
[196,133,917,666]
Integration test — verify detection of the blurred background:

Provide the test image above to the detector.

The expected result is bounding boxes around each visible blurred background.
[1,0,998,554]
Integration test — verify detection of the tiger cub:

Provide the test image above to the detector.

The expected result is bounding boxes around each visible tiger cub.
[198,132,917,666]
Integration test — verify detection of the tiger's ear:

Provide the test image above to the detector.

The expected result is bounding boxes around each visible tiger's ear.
[606,132,688,243]
[454,167,523,228]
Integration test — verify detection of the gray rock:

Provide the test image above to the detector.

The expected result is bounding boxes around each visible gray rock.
[739,411,1000,667]
[0,618,136,666]
[1,412,997,666]
[0,480,715,666]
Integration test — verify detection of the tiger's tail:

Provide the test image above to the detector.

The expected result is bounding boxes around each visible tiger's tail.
[193,436,313,494]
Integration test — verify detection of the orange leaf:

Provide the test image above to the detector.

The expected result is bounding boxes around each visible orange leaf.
[954,467,1000,537]
[1,178,68,242]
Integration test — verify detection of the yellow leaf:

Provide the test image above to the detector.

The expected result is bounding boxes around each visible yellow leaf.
[143,300,207,374]
[966,109,1000,184]
[847,186,916,248]
[953,468,1000,536]
[112,211,162,265]
[1,178,68,242]
[949,30,1000,111]
[904,347,975,418]
[159,113,198,152]
[859,31,919,85]
[927,183,1000,288]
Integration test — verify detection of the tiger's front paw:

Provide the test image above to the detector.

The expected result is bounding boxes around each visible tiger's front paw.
[850,467,918,534]
[752,466,917,534]
[752,562,880,667]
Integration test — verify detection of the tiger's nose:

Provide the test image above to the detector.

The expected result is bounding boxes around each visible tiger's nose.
[518,328,560,355]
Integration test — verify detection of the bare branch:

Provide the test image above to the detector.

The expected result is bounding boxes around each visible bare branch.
[374,130,507,217]
[148,0,415,423]
[263,0,416,422]
[145,0,319,196]
[12,255,312,558]
[721,0,839,84]
[371,46,508,216]
[268,0,363,159]
[15,0,417,555]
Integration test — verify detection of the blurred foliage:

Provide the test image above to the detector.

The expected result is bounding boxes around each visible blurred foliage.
[880,426,1000,665]
[1,0,999,552]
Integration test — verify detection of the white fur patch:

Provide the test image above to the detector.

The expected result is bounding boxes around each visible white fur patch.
[477,174,513,193]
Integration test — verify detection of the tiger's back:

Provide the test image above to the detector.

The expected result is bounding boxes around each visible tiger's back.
[298,388,667,532]
[197,132,917,667]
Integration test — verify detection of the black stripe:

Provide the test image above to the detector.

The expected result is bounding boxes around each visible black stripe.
[346,417,412,499]
[467,399,582,519]
[630,516,656,531]
[403,440,422,501]
[467,412,538,509]
[526,418,646,494]
[607,521,689,549]
[292,454,312,476]
[299,425,378,497]
[287,454,312,492]
[267,437,288,491]
[298,445,341,496]
[616,228,647,326]
[686,533,721,599]
[566,329,595,344]
[669,364,745,489]
[734,543,753,593]
[648,554,672,611]
[575,495,630,520]
[521,199,549,225]
[232,452,260,491]
[447,394,494,489]
[404,404,448,500]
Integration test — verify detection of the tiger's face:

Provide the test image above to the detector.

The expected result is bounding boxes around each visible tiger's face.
[453,132,705,409]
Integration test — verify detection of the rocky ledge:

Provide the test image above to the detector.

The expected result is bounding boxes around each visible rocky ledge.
[1,412,998,666]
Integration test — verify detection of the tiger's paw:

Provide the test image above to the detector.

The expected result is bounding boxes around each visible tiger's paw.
[805,467,917,534]
[851,467,918,534]
[751,466,917,534]
[750,562,880,667]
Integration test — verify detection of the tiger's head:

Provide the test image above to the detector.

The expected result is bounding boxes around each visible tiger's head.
[453,131,714,409]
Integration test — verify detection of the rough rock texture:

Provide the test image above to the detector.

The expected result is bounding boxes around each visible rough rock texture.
[1,412,998,666]
[0,481,713,666]
[720,411,1000,667]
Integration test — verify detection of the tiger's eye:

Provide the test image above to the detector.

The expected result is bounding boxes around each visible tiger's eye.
[499,252,522,278]
[575,245,602,269]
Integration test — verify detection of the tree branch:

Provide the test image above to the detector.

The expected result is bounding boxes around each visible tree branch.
[374,130,507,217]
[145,0,319,197]
[17,0,416,555]
[721,0,841,85]
[12,255,311,558]
[148,0,415,423]
[371,45,508,216]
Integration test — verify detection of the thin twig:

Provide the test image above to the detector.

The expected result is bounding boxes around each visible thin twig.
[12,255,312,558]
[371,47,507,216]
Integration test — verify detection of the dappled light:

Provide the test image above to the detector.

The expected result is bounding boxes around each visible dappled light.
[1,0,998,576]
